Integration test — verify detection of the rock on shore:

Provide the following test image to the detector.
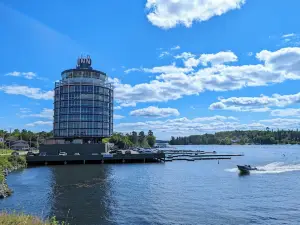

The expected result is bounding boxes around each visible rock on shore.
[0,179,12,198]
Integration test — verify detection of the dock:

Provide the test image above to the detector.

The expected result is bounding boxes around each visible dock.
[26,149,244,165]
[26,152,166,165]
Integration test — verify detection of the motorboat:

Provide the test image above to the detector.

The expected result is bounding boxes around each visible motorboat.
[237,165,257,173]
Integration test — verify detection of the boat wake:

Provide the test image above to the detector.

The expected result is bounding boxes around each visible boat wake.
[226,162,300,174]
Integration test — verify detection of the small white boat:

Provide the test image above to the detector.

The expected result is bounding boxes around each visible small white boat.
[237,165,257,173]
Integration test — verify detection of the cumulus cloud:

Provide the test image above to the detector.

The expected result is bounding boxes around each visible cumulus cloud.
[0,85,54,100]
[174,52,195,59]
[176,51,238,68]
[5,71,37,79]
[26,121,52,127]
[256,47,300,76]
[209,92,300,112]
[199,51,238,66]
[130,106,180,118]
[115,47,300,107]
[270,108,300,117]
[145,0,246,29]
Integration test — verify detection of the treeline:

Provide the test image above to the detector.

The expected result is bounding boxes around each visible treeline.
[0,129,53,148]
[104,130,156,149]
[169,129,300,145]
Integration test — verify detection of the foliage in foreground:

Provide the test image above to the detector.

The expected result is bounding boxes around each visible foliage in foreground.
[0,149,13,155]
[169,129,300,145]
[0,212,67,225]
[0,155,26,182]
[107,130,156,149]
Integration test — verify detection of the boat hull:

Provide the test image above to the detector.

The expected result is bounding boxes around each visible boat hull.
[237,165,257,173]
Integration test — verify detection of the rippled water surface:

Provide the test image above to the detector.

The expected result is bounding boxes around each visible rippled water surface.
[1,145,300,225]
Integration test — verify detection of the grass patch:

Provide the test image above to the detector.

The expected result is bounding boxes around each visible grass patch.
[0,149,13,155]
[0,212,67,225]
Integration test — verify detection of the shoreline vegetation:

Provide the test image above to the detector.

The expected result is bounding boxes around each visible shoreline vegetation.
[0,154,26,198]
[103,130,156,149]
[0,212,66,225]
[169,129,300,145]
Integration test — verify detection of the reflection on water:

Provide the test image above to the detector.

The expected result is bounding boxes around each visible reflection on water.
[49,165,113,225]
[1,145,300,225]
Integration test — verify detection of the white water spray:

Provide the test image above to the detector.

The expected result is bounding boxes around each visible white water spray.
[226,162,300,174]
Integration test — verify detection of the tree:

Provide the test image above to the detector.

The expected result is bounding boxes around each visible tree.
[148,130,153,136]
[147,135,156,147]
[131,131,138,145]
[138,131,145,145]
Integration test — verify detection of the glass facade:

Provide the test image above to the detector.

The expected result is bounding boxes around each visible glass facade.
[53,58,113,139]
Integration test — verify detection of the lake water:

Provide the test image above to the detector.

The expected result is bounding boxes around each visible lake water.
[1,145,300,225]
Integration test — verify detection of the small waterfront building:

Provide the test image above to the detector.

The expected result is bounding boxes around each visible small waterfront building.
[10,140,29,151]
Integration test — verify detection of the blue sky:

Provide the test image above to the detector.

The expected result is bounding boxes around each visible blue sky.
[1,0,300,139]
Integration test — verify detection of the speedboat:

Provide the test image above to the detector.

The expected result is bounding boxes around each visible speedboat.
[237,165,257,173]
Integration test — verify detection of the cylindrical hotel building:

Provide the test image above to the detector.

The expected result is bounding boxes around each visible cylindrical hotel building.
[53,56,113,142]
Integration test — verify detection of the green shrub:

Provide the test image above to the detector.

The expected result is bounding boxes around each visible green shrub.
[0,212,67,225]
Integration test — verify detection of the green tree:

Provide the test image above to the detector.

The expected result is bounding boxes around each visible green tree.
[147,130,156,147]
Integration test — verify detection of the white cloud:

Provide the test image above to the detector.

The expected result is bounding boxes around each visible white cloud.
[114,47,300,107]
[115,115,265,137]
[6,71,21,77]
[145,0,246,29]
[124,68,141,74]
[256,47,300,77]
[174,52,195,59]
[209,92,300,112]
[184,57,200,68]
[114,106,122,110]
[26,121,52,127]
[114,114,125,119]
[199,51,238,66]
[115,115,300,137]
[282,33,296,38]
[259,118,300,129]
[0,85,54,100]
[20,108,53,120]
[270,108,300,117]
[130,106,180,118]
[20,108,31,113]
[120,102,136,107]
[171,45,180,50]
[159,51,171,58]
[6,71,37,79]
[176,51,238,68]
